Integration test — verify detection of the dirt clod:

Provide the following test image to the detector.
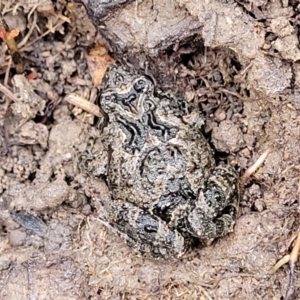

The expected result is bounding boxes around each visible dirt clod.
[212,120,245,153]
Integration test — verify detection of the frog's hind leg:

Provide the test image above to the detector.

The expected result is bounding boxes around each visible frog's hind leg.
[105,200,188,258]
[186,166,239,240]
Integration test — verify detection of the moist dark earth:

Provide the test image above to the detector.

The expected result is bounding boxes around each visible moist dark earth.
[1,0,300,299]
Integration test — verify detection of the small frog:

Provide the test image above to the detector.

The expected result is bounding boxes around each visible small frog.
[80,63,239,258]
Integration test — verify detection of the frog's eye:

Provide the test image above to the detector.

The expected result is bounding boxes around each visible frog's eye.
[115,72,124,85]
[104,94,116,102]
[134,79,147,92]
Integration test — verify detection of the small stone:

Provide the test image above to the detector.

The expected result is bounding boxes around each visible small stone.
[0,260,11,271]
[9,229,27,246]
[254,199,266,212]
[214,108,226,121]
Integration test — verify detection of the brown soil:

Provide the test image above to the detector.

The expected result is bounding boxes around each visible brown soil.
[0,1,299,299]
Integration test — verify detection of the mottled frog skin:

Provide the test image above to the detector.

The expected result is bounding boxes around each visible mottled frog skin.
[80,63,239,258]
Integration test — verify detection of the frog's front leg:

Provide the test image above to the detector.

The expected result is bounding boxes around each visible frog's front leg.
[186,166,239,240]
[105,200,188,258]
[78,137,109,178]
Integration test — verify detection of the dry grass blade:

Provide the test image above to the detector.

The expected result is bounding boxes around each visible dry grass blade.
[65,94,100,117]
[285,226,300,299]
[17,10,38,48]
[269,254,290,275]
[0,82,20,103]
[269,179,300,299]
[241,147,271,185]
[0,14,23,73]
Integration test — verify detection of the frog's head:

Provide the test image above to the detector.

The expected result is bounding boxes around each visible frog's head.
[100,63,153,116]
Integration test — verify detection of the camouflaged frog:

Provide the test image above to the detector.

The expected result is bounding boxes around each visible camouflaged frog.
[80,63,239,258]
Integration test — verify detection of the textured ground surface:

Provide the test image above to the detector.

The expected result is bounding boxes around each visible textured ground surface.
[0,0,300,299]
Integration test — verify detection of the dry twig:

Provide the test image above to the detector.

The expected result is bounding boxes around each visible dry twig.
[19,19,67,52]
[240,147,271,186]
